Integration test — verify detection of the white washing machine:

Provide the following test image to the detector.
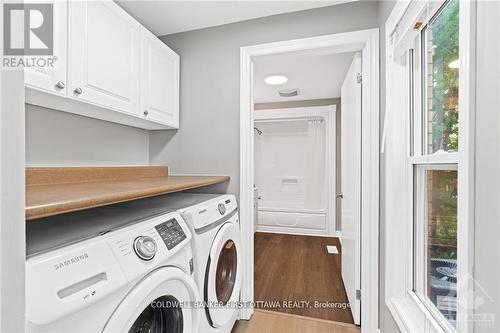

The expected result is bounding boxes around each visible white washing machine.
[114,193,242,333]
[26,209,201,333]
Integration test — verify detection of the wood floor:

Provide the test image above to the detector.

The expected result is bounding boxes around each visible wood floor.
[232,309,360,333]
[254,232,354,324]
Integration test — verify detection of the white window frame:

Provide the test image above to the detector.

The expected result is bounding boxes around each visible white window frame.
[411,4,459,330]
[384,1,475,333]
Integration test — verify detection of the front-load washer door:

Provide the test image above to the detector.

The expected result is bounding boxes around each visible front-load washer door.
[103,267,201,333]
[205,222,242,328]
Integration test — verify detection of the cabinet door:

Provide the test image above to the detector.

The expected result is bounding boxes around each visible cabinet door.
[140,28,180,128]
[25,0,67,96]
[68,0,140,115]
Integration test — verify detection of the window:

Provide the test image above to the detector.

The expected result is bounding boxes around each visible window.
[410,0,459,329]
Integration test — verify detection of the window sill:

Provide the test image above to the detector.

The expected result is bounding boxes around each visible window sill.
[387,292,448,333]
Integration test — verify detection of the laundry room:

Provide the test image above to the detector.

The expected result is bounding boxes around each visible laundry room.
[14,2,379,333]
[2,1,494,333]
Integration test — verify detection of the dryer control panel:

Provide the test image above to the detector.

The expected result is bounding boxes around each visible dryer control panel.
[182,194,238,230]
[155,218,187,250]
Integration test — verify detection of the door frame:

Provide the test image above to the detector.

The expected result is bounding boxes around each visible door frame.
[0,7,26,329]
[239,28,379,332]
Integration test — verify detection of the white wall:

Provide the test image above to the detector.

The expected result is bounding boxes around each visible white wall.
[474,1,500,331]
[26,105,149,166]
[150,1,380,195]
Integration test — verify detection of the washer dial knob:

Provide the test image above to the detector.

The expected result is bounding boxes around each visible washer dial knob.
[218,203,226,215]
[133,236,157,261]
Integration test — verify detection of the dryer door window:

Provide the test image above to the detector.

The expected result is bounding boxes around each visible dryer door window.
[129,295,182,333]
[215,240,237,304]
[103,267,200,333]
[206,222,242,328]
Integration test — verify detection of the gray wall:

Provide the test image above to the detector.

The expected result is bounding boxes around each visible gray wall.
[254,98,343,232]
[475,1,500,331]
[26,104,149,166]
[150,1,379,195]
[377,1,399,333]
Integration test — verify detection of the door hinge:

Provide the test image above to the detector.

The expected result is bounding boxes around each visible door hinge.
[356,72,363,84]
[356,289,361,300]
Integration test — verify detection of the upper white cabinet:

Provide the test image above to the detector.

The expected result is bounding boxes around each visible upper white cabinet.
[25,0,67,96]
[25,0,179,130]
[140,28,180,128]
[68,1,140,115]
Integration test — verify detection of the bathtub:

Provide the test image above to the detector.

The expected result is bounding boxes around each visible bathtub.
[256,192,328,235]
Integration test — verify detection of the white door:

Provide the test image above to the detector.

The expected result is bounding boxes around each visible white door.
[340,52,362,325]
[68,0,140,115]
[140,27,180,128]
[25,0,67,96]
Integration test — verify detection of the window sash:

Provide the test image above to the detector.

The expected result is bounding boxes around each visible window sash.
[410,0,460,160]
[413,164,458,331]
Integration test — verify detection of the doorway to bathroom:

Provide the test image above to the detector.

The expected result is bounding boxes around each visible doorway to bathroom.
[253,105,336,237]
[251,48,359,325]
[239,29,379,333]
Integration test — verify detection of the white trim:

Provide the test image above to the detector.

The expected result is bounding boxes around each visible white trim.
[456,1,476,332]
[388,294,446,333]
[255,227,341,238]
[239,47,254,321]
[0,8,26,330]
[408,153,459,165]
[240,28,379,333]
[258,207,327,214]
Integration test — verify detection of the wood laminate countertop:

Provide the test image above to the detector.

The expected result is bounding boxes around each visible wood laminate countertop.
[26,166,229,220]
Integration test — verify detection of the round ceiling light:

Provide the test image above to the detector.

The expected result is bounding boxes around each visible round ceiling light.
[264,75,288,85]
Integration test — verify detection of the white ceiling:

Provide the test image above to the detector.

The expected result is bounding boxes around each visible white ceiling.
[254,52,355,103]
[115,1,353,36]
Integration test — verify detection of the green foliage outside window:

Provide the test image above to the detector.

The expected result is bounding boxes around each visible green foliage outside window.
[429,0,459,153]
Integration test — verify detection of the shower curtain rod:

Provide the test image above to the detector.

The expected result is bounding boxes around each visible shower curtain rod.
[254,116,325,123]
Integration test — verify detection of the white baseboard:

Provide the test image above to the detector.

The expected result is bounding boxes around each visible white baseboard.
[255,225,342,238]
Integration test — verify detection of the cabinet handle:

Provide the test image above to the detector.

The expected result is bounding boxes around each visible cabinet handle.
[55,81,65,89]
[143,110,149,116]
[74,87,83,94]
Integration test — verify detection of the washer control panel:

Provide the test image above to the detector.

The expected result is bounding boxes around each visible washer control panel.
[154,218,187,250]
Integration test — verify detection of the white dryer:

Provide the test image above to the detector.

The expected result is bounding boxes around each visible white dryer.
[26,210,201,333]
[114,193,242,333]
